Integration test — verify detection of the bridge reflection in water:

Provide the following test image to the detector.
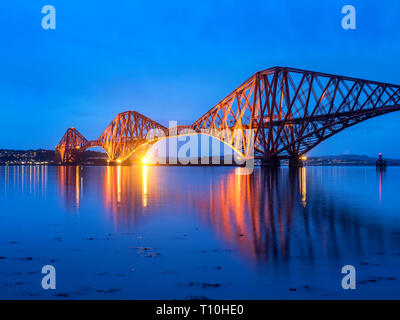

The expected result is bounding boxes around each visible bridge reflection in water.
[53,165,400,266]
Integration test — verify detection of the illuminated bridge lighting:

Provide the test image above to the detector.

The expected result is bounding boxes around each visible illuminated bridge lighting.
[55,67,400,165]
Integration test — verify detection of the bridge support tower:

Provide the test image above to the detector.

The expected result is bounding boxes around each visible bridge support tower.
[261,157,280,168]
[288,157,304,168]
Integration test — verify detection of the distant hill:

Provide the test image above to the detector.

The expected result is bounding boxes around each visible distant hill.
[303,154,400,166]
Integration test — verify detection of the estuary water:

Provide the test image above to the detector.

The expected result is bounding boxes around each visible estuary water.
[0,165,400,299]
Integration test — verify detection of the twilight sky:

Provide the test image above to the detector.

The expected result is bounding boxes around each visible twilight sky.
[1,0,400,157]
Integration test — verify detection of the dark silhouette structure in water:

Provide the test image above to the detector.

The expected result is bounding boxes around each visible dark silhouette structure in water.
[376,153,387,169]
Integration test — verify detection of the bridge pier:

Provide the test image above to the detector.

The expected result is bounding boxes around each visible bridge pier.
[288,157,304,167]
[261,157,280,168]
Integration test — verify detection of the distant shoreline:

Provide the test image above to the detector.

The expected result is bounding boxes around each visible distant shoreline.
[1,163,400,167]
[1,149,399,167]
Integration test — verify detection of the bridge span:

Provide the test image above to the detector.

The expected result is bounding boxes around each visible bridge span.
[55,67,400,166]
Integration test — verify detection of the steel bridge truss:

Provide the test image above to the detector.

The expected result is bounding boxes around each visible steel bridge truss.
[192,67,400,161]
[56,67,400,164]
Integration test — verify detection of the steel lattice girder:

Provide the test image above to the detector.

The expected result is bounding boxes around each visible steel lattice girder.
[55,128,88,162]
[96,111,167,160]
[191,67,400,159]
[56,67,400,163]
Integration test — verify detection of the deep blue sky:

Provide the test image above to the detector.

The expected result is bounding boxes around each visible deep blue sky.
[1,0,400,157]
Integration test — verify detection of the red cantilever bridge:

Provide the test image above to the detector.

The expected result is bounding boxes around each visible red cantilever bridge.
[56,67,400,166]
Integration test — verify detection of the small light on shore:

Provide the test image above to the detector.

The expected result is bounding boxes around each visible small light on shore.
[142,157,149,165]
[300,156,307,161]
[116,159,122,163]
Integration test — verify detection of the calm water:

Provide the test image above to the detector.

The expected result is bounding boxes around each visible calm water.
[1,165,400,299]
